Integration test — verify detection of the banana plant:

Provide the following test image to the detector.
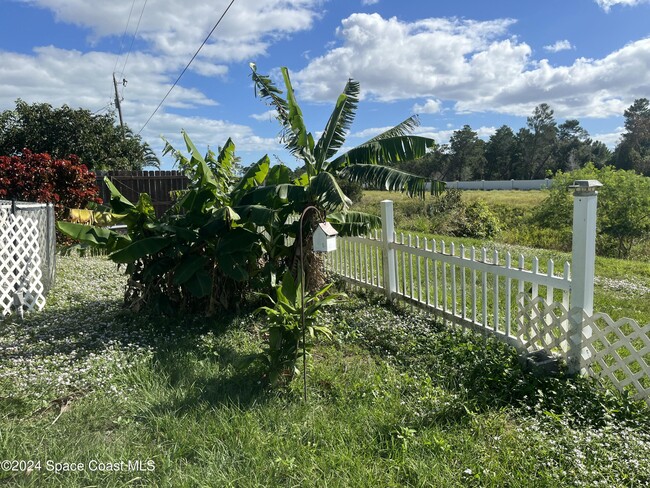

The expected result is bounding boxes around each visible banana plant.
[58,131,274,314]
[250,64,446,221]
[254,271,345,386]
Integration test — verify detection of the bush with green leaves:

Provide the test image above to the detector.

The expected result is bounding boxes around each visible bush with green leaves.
[534,163,650,258]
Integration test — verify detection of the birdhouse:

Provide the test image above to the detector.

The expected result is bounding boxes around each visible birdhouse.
[312,222,338,253]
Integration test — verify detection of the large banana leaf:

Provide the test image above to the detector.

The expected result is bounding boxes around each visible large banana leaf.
[103,177,135,214]
[173,254,210,285]
[233,205,277,227]
[56,221,129,249]
[250,64,315,173]
[281,67,310,153]
[266,164,292,185]
[327,135,434,172]
[250,63,289,128]
[182,130,219,191]
[230,155,270,205]
[109,236,171,263]
[313,79,360,171]
[339,164,429,198]
[307,172,352,211]
[327,211,382,236]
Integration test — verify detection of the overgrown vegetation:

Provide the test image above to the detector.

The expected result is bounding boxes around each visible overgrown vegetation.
[2,256,648,487]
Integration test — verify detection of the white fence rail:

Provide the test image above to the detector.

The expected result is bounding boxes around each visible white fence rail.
[328,188,650,405]
[443,179,552,191]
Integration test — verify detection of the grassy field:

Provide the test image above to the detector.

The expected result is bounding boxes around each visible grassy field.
[1,256,650,487]
[357,189,548,210]
[353,190,650,324]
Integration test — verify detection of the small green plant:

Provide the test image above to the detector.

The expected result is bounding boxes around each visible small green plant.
[255,272,345,385]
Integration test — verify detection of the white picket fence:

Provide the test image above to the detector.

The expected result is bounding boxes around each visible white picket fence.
[328,191,650,405]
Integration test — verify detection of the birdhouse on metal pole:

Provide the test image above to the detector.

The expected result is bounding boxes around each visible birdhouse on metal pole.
[312,222,338,253]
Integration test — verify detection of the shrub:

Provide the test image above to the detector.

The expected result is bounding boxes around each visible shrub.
[422,189,501,239]
[0,149,101,218]
[534,164,650,258]
[455,200,501,239]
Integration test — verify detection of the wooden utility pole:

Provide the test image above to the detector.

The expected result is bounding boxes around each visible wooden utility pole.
[112,73,125,136]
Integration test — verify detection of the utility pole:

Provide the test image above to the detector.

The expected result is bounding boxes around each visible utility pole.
[112,73,125,137]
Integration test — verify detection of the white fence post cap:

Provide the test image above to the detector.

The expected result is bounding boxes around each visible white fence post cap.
[569,180,602,195]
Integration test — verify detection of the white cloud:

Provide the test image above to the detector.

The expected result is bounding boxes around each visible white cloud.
[595,0,650,12]
[543,40,574,52]
[350,124,496,145]
[592,128,624,147]
[362,0,380,5]
[250,110,279,122]
[413,99,442,114]
[17,0,324,65]
[292,13,650,119]
[293,14,528,102]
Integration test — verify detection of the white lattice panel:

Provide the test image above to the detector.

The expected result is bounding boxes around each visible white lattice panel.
[515,294,650,405]
[515,294,571,356]
[0,210,45,316]
[584,313,650,403]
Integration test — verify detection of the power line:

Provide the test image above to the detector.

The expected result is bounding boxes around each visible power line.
[112,0,138,75]
[138,0,237,134]
[120,0,149,91]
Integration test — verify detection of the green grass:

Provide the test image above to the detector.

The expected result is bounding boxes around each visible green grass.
[2,256,650,487]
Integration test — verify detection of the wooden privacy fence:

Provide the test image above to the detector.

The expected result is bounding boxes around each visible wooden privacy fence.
[95,171,189,216]
[328,185,650,405]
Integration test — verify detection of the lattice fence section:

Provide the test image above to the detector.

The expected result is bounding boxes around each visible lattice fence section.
[515,294,650,405]
[585,313,650,405]
[0,210,46,316]
[515,294,572,356]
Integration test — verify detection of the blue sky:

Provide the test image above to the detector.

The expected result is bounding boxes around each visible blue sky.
[1,0,650,170]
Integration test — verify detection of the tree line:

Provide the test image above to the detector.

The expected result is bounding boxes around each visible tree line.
[396,99,650,181]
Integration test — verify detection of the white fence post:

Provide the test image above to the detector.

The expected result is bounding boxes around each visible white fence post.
[568,180,602,374]
[380,200,397,300]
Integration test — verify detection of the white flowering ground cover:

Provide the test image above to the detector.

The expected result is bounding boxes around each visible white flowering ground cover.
[1,255,649,487]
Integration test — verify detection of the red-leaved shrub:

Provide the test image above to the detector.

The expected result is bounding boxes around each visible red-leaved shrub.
[0,149,102,218]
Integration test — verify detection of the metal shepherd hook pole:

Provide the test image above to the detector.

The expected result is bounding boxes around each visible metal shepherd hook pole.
[298,205,321,403]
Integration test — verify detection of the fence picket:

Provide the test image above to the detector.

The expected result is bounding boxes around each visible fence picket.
[505,252,512,336]
[493,249,499,332]
[482,247,488,327]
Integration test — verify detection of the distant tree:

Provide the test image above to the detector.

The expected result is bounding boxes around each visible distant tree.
[613,98,650,175]
[518,103,558,179]
[589,140,612,168]
[0,100,159,170]
[447,125,486,180]
[554,119,594,172]
[391,143,448,180]
[484,125,518,179]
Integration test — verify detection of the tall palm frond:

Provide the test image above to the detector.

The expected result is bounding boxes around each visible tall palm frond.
[340,164,430,198]
[367,115,421,141]
[314,79,360,171]
[327,210,382,236]
[251,64,314,171]
[328,135,434,172]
